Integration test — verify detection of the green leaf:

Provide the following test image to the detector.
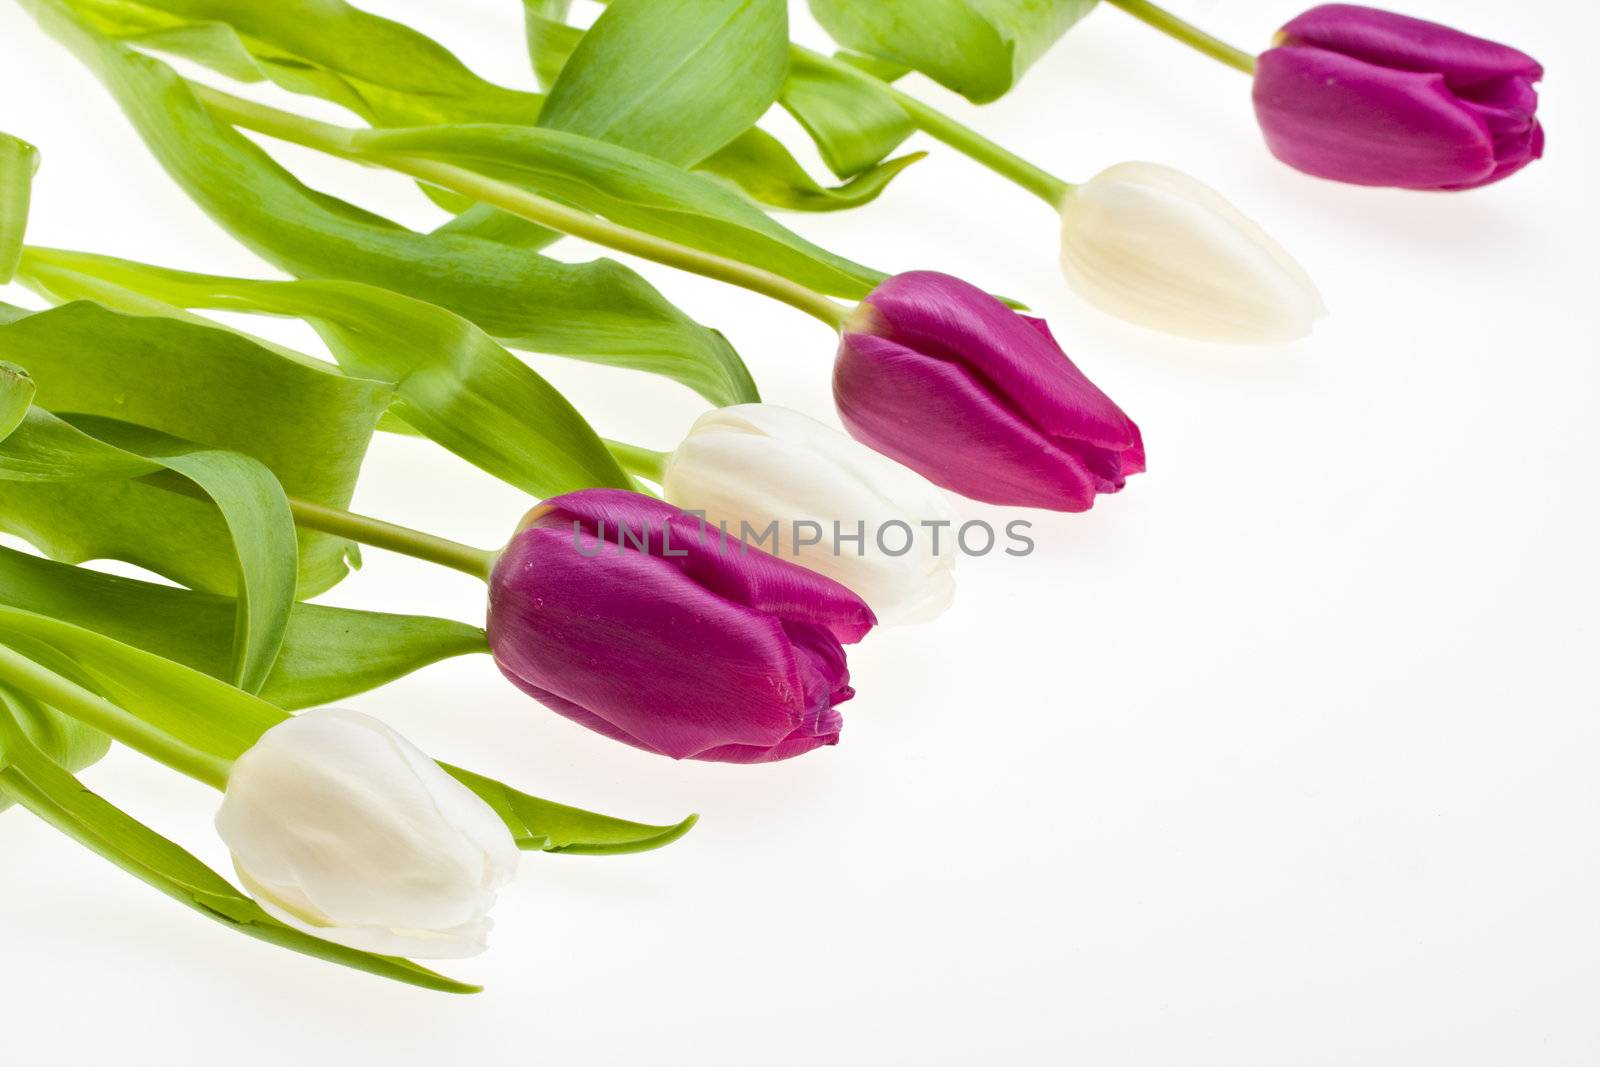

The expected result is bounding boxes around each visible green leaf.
[521,9,920,209]
[22,0,758,406]
[698,127,923,212]
[0,545,486,710]
[351,123,886,299]
[0,359,36,442]
[523,0,579,91]
[0,606,699,855]
[0,690,477,993]
[63,0,542,216]
[781,50,917,178]
[20,248,634,499]
[807,0,1098,103]
[0,301,390,597]
[64,0,543,126]
[0,133,39,283]
[0,683,110,805]
[539,0,788,167]
[64,417,298,695]
[448,766,699,856]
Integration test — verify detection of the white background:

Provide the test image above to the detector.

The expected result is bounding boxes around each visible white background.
[2,0,1597,1063]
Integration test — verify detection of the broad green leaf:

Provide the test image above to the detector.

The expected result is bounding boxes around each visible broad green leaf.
[0,606,699,855]
[0,301,390,597]
[807,0,1099,103]
[64,0,542,126]
[1,359,35,441]
[523,0,579,91]
[0,133,39,283]
[781,50,917,178]
[0,545,486,711]
[0,404,161,483]
[63,0,541,216]
[20,248,634,499]
[351,124,886,299]
[523,9,920,210]
[22,0,758,406]
[66,416,298,695]
[0,407,297,694]
[0,684,110,810]
[539,0,788,167]
[0,691,476,993]
[699,128,923,212]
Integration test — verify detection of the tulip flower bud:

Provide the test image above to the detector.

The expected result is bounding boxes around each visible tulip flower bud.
[834,271,1144,512]
[1253,4,1544,190]
[661,404,957,626]
[215,708,520,959]
[487,488,875,763]
[1058,163,1324,345]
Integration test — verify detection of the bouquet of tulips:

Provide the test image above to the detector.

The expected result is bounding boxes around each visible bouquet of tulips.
[0,0,1542,991]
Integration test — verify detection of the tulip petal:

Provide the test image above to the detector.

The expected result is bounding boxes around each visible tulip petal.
[489,490,873,762]
[1278,4,1542,86]
[1058,162,1324,344]
[861,272,1138,450]
[1254,47,1499,189]
[836,332,1113,511]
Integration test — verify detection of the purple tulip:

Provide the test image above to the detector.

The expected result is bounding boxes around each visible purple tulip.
[486,489,876,764]
[1253,4,1544,190]
[833,271,1144,512]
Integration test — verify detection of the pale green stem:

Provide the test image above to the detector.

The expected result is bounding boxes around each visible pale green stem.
[604,439,670,484]
[287,497,496,580]
[790,46,1074,208]
[1104,0,1258,75]
[0,643,232,789]
[190,85,853,329]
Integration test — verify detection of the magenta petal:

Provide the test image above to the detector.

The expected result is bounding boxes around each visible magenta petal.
[1254,5,1543,190]
[1278,4,1542,85]
[1254,48,1497,188]
[487,489,875,763]
[834,272,1143,512]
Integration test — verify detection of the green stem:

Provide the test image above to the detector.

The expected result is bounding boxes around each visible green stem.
[791,46,1073,208]
[1104,0,1258,75]
[190,86,853,330]
[0,644,232,789]
[604,439,670,484]
[287,497,496,580]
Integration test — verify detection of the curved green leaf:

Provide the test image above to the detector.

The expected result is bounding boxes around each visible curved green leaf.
[0,545,486,711]
[0,301,390,597]
[1,359,36,442]
[21,0,758,406]
[0,691,476,993]
[781,50,916,178]
[0,683,110,803]
[66,0,542,126]
[0,133,39,283]
[539,0,788,167]
[353,123,886,299]
[0,409,296,694]
[66,417,298,695]
[20,248,634,499]
[0,607,698,856]
[523,0,578,91]
[521,9,920,209]
[808,0,1099,103]
[699,128,923,212]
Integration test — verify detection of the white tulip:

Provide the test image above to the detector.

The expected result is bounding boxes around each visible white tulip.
[1058,161,1324,345]
[215,708,520,959]
[662,404,957,625]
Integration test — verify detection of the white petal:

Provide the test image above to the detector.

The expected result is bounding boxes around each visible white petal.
[664,405,957,624]
[1059,161,1324,345]
[216,708,518,958]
